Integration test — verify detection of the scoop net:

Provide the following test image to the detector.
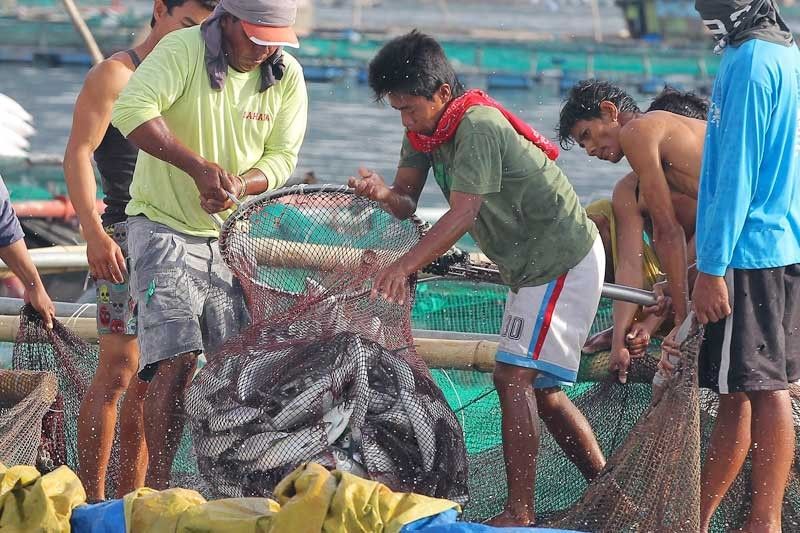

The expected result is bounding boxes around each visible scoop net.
[187,184,469,503]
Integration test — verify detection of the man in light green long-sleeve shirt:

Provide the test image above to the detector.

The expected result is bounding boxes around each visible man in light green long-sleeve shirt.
[110,0,307,489]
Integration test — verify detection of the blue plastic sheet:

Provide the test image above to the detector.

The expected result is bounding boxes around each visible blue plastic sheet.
[401,510,586,533]
[70,499,126,533]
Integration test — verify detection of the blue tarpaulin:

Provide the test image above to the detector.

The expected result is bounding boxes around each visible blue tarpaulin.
[70,499,126,533]
[402,509,587,533]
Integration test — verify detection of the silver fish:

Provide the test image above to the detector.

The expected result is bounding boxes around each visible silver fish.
[249,426,327,472]
[371,403,412,430]
[194,432,241,458]
[362,435,396,476]
[236,348,294,403]
[346,337,372,433]
[234,430,292,461]
[367,390,397,414]
[185,382,215,419]
[271,375,333,430]
[323,403,354,444]
[332,447,368,478]
[208,406,264,433]
[399,389,437,472]
[384,352,416,390]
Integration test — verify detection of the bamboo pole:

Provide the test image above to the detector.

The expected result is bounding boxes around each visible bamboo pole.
[0,315,98,342]
[60,0,104,65]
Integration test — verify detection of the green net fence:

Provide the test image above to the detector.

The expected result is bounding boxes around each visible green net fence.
[8,277,800,531]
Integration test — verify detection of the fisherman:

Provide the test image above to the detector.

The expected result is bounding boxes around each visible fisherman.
[557,80,706,382]
[679,1,800,530]
[110,0,307,489]
[582,87,706,372]
[351,30,605,527]
[63,0,217,501]
[0,173,55,328]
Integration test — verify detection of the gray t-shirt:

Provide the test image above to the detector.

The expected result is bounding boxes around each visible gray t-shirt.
[0,175,25,247]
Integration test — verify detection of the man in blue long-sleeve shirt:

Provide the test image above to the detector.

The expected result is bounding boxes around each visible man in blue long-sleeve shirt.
[692,1,800,530]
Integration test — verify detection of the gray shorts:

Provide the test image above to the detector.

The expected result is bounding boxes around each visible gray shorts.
[127,216,249,379]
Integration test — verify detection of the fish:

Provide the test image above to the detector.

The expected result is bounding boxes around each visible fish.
[361,434,397,478]
[345,336,373,434]
[370,403,412,430]
[367,389,397,414]
[322,403,353,444]
[185,382,215,419]
[271,374,333,430]
[399,389,437,472]
[193,432,241,458]
[249,426,327,472]
[233,430,293,461]
[384,351,416,390]
[236,348,294,403]
[208,406,264,433]
[331,447,368,478]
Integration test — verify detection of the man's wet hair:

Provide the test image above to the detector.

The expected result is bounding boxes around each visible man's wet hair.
[367,30,465,102]
[557,79,640,150]
[645,86,709,120]
[150,0,218,27]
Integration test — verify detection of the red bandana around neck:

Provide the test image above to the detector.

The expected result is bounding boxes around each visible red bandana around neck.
[406,89,560,160]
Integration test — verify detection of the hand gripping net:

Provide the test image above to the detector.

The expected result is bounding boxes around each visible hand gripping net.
[187,185,469,503]
[10,305,88,472]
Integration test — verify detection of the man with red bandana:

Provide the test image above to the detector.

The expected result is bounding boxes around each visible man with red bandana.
[350,30,605,527]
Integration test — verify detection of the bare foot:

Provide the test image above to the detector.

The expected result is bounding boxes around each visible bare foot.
[484,509,535,527]
[583,327,613,354]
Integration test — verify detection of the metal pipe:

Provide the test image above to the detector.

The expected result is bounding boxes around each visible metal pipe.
[0,246,89,275]
[601,283,658,307]
[0,282,657,321]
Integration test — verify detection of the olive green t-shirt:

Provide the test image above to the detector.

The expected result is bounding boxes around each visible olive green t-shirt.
[399,106,597,290]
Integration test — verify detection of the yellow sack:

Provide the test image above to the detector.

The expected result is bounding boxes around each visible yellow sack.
[124,487,206,532]
[124,487,279,533]
[0,463,86,532]
[177,498,279,532]
[271,463,459,533]
[123,463,457,533]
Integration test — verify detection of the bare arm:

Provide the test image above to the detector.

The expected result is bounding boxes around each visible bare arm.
[610,174,646,354]
[622,123,689,324]
[371,190,483,305]
[126,118,235,210]
[396,191,482,273]
[0,240,54,328]
[63,60,131,283]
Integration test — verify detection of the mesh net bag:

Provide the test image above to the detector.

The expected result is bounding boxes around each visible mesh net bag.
[0,368,59,468]
[12,304,97,475]
[547,317,702,532]
[187,185,469,503]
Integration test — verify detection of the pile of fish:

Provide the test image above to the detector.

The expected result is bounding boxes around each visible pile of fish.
[186,329,469,503]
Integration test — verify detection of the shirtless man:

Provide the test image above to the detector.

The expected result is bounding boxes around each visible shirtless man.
[557,80,705,381]
[63,0,216,500]
[583,87,707,361]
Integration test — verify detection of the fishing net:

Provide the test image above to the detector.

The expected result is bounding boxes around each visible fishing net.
[11,304,95,476]
[187,185,469,503]
[0,368,59,469]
